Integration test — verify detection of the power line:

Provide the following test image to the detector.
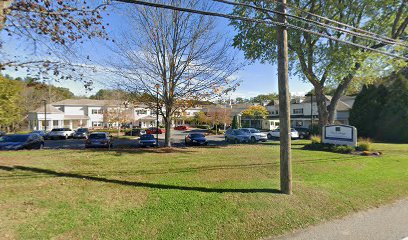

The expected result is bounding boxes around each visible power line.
[113,0,408,61]
[261,0,404,44]
[213,0,408,48]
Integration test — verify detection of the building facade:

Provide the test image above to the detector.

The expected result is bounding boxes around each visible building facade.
[266,95,356,128]
[28,99,203,131]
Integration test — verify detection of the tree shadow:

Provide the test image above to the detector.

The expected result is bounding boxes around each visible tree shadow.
[2,165,282,194]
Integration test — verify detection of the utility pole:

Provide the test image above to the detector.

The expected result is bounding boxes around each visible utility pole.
[42,100,47,131]
[277,0,292,194]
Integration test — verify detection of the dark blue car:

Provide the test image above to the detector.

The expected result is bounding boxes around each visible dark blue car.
[0,134,44,150]
[139,134,157,147]
[85,132,112,148]
[185,133,208,146]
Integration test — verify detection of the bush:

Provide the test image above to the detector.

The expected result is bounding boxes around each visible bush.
[196,125,210,129]
[209,129,225,135]
[332,145,354,154]
[310,135,321,144]
[356,138,373,151]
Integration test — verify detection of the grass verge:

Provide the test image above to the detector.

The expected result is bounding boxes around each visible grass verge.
[0,141,407,239]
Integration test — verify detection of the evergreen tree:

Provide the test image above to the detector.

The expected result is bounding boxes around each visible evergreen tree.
[377,69,408,142]
[349,85,388,138]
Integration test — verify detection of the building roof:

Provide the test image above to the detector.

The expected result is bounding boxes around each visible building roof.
[32,104,64,114]
[52,99,123,106]
[63,115,90,120]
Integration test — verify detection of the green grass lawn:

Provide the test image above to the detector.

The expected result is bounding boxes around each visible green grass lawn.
[1,141,407,239]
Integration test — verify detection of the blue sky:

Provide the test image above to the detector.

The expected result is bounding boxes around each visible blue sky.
[2,2,313,98]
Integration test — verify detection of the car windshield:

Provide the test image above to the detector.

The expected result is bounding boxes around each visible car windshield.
[52,128,64,131]
[0,135,29,142]
[190,134,205,138]
[250,129,260,133]
[89,133,107,139]
[234,130,245,135]
[141,135,155,140]
[76,129,88,132]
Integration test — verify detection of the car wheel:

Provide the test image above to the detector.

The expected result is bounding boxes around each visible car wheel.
[299,134,304,139]
[250,136,256,143]
[267,134,272,140]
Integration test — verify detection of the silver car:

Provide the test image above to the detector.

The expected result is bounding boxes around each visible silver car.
[239,128,268,142]
[225,129,251,143]
[267,128,300,140]
[48,128,75,140]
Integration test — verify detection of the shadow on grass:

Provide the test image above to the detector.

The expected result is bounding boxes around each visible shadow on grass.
[1,165,282,194]
[82,145,229,156]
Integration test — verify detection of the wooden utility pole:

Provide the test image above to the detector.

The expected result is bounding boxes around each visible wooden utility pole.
[277,0,292,194]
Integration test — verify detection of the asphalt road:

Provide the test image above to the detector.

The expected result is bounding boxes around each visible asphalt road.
[271,198,408,240]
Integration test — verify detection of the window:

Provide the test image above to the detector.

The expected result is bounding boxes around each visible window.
[91,109,103,114]
[53,120,59,126]
[293,109,303,114]
[136,110,147,115]
[92,121,103,127]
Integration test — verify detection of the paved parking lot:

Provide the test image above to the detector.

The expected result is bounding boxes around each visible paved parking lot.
[43,129,228,149]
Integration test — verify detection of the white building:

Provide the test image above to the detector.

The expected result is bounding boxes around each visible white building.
[28,99,201,130]
[266,95,356,128]
[28,99,201,131]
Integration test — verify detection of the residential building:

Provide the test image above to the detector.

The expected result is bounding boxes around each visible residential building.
[266,95,356,128]
[28,99,203,131]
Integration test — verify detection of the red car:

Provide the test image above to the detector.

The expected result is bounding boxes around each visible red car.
[146,127,165,134]
[174,125,189,131]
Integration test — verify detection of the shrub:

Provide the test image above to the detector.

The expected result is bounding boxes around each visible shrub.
[332,145,354,154]
[310,135,321,144]
[196,125,210,129]
[356,138,372,151]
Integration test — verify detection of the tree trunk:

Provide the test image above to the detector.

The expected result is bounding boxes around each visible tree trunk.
[314,86,329,135]
[164,111,172,147]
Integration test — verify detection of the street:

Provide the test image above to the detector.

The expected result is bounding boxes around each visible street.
[272,198,408,240]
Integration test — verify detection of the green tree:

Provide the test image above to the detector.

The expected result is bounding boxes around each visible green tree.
[349,85,388,138]
[241,105,268,119]
[251,93,278,103]
[231,0,408,130]
[90,89,129,100]
[0,76,22,130]
[377,69,408,142]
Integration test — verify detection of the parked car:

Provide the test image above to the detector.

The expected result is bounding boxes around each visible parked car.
[146,127,165,134]
[0,133,44,150]
[73,128,90,139]
[267,128,299,140]
[48,128,75,140]
[31,130,49,139]
[185,133,208,146]
[294,127,311,139]
[239,128,268,142]
[85,132,112,148]
[174,125,189,131]
[0,131,6,137]
[139,134,157,147]
[125,128,146,136]
[225,129,251,143]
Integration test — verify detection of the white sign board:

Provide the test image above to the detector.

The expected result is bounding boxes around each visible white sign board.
[322,125,357,147]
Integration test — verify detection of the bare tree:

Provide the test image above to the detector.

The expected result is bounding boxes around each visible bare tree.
[109,0,241,147]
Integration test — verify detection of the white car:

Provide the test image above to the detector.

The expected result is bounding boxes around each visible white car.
[239,128,268,142]
[48,128,75,140]
[267,128,299,140]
